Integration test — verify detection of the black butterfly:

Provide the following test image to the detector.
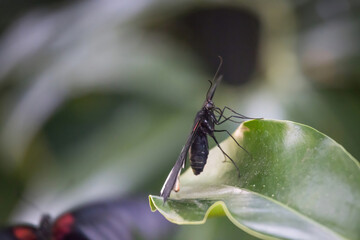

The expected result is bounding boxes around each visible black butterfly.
[160,57,254,202]
[0,197,174,240]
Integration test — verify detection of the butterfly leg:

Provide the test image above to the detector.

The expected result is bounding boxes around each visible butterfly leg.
[215,107,259,124]
[209,133,241,177]
[213,129,251,157]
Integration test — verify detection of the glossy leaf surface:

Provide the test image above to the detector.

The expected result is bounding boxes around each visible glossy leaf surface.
[150,120,360,239]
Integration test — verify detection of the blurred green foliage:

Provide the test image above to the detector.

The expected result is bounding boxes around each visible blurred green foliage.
[0,0,359,239]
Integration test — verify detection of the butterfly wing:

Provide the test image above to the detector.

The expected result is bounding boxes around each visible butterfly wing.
[52,197,174,240]
[160,116,202,202]
[0,225,38,240]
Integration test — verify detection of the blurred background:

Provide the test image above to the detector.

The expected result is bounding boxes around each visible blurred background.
[0,0,359,239]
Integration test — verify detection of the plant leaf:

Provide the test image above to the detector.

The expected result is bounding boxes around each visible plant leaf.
[149,120,360,239]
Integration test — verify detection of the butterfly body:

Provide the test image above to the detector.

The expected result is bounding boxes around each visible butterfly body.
[189,106,216,175]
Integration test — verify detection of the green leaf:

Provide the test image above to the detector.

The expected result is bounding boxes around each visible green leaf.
[149,120,360,239]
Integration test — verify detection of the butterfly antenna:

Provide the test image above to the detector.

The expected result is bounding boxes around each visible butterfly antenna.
[211,56,223,83]
[206,56,223,100]
[206,80,213,95]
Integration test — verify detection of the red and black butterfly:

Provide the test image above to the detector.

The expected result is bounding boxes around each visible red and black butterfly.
[160,57,255,202]
[1,197,174,240]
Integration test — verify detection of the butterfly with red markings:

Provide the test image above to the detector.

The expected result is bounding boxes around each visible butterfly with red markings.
[0,197,174,240]
[160,57,256,202]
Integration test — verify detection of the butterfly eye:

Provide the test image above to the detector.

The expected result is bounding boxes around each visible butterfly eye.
[206,102,214,109]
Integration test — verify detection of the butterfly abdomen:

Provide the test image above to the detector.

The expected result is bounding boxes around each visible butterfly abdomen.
[189,133,209,175]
